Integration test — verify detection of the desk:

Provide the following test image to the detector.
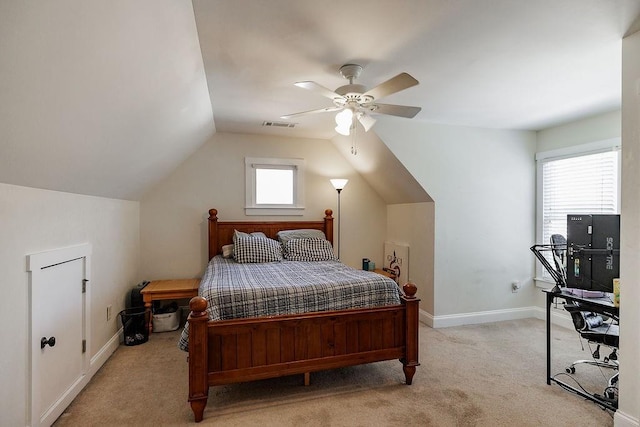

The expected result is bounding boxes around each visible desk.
[543,288,618,411]
[373,268,397,280]
[141,279,200,333]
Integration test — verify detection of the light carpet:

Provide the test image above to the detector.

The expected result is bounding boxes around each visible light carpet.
[54,318,616,426]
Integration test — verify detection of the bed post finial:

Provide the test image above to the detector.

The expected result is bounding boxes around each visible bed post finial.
[209,209,219,261]
[402,282,418,299]
[324,209,334,246]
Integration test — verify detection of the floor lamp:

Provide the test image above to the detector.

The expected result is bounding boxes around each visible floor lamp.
[330,179,348,259]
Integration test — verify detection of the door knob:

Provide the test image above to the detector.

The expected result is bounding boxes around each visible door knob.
[41,336,56,349]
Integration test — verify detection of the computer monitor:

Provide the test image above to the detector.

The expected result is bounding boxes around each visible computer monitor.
[566,214,620,293]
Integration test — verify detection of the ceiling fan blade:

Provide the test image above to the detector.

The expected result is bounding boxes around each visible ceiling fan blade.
[373,103,421,118]
[357,113,376,132]
[363,73,419,100]
[294,81,344,100]
[280,106,343,119]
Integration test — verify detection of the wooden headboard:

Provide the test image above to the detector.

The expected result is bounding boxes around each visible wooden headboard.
[208,209,334,260]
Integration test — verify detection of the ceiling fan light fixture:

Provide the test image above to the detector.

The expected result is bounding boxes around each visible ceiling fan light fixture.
[335,124,351,136]
[335,108,353,127]
[335,107,356,135]
[357,113,376,132]
[286,64,420,144]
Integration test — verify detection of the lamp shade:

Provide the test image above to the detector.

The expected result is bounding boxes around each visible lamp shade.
[330,179,349,190]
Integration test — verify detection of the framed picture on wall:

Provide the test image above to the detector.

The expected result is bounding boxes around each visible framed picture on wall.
[384,242,409,284]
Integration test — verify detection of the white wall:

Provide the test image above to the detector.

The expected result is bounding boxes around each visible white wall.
[376,119,537,319]
[0,183,139,426]
[537,109,621,152]
[617,29,640,427]
[139,132,387,280]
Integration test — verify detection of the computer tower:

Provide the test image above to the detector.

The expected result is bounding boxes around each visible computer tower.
[566,214,620,292]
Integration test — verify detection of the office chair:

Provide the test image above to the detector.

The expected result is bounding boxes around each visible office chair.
[550,234,567,287]
[564,302,619,401]
[529,235,567,293]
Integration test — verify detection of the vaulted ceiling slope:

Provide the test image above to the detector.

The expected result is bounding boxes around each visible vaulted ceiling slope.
[193,0,640,139]
[332,131,432,204]
[0,1,214,200]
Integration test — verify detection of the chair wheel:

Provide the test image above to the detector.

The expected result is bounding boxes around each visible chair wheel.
[566,367,576,374]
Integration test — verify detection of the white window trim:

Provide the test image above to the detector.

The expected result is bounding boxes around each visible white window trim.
[535,138,621,162]
[534,138,621,288]
[245,157,305,216]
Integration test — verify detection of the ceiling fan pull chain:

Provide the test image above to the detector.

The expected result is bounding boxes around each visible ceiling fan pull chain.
[351,121,358,155]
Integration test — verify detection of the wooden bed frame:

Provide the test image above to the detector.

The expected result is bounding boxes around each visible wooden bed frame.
[187,208,420,422]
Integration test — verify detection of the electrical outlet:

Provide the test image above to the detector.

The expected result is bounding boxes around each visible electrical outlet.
[107,305,112,321]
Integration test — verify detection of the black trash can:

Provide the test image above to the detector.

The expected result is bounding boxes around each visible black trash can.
[119,308,149,346]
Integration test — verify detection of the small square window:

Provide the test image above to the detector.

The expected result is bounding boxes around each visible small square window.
[256,168,294,204]
[245,157,305,215]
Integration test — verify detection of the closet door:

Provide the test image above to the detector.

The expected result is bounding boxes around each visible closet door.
[36,257,85,425]
[28,244,90,427]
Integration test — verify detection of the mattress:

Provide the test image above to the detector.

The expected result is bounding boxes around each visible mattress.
[178,256,401,351]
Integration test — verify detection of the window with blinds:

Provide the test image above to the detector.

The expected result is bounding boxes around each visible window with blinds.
[536,145,620,281]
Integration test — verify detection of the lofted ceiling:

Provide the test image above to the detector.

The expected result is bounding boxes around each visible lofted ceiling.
[0,0,215,201]
[1,1,639,201]
[193,0,640,139]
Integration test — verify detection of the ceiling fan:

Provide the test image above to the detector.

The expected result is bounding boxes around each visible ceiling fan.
[281,64,422,136]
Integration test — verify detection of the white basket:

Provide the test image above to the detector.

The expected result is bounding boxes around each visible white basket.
[152,309,180,332]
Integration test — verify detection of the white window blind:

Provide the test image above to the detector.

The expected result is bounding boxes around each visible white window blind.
[537,147,620,281]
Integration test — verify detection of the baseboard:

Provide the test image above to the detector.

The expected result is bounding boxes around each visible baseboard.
[39,328,121,426]
[419,309,434,327]
[419,306,576,330]
[429,306,538,328]
[615,411,640,427]
[39,369,90,426]
[89,327,122,375]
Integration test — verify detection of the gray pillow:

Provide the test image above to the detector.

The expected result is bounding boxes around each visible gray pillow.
[221,244,234,258]
[233,230,267,243]
[276,229,326,243]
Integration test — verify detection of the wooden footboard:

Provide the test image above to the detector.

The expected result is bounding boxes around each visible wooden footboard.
[187,283,420,422]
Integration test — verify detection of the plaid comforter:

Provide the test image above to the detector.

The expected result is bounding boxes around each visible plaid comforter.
[178,256,401,351]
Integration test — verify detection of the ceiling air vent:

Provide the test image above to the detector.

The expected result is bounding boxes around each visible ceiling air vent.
[262,121,295,128]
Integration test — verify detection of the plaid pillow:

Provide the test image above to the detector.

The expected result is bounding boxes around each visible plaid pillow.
[283,238,337,261]
[233,236,283,263]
